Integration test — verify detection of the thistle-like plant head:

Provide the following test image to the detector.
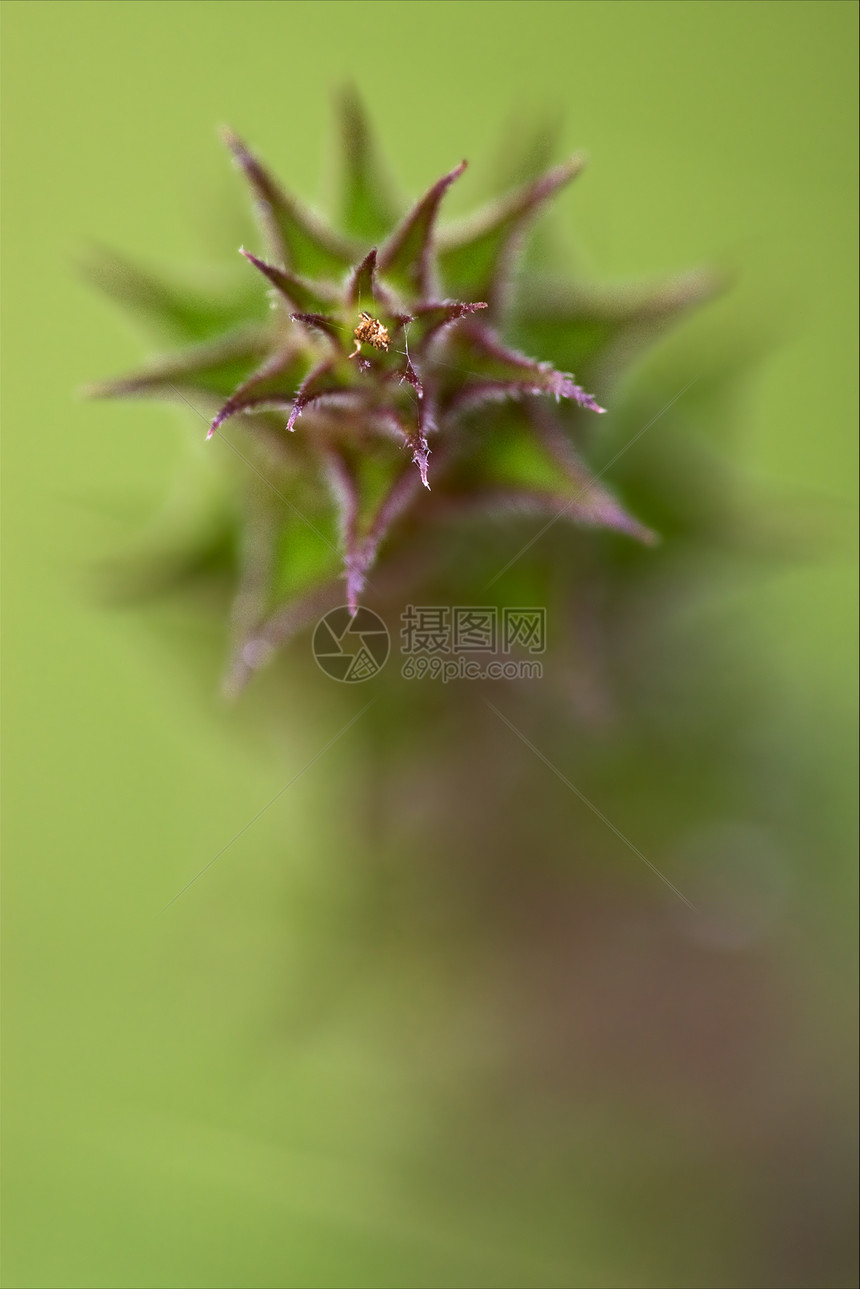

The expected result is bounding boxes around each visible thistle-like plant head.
[88,91,711,689]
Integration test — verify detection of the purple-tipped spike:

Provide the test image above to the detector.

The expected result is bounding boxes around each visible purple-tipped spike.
[207,348,301,439]
[438,156,586,314]
[222,127,355,274]
[407,300,488,351]
[549,373,606,413]
[378,160,467,296]
[288,360,332,432]
[347,247,387,310]
[240,247,337,314]
[412,438,431,490]
[288,312,345,348]
[285,360,359,432]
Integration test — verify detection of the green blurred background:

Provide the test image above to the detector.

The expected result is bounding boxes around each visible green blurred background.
[2,2,857,1286]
